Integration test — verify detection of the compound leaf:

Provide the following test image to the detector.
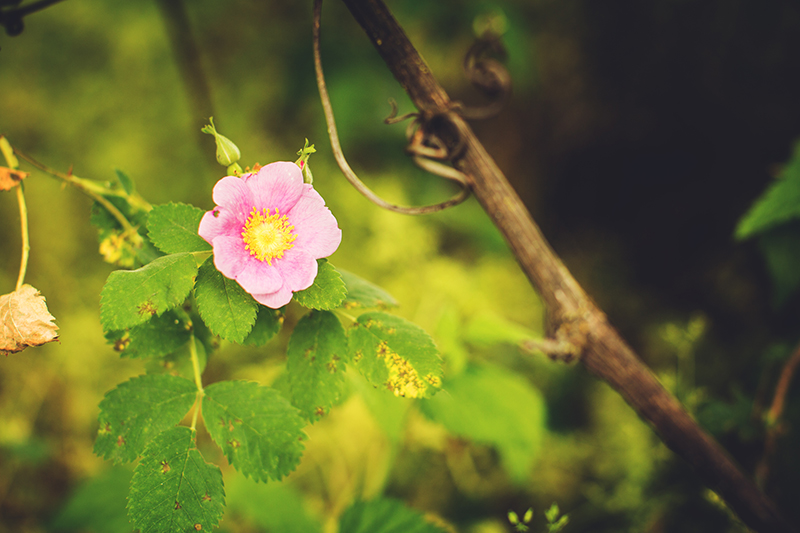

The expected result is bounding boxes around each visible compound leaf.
[202,381,306,482]
[194,258,258,343]
[147,202,212,254]
[128,427,225,533]
[339,498,448,533]
[293,259,347,310]
[94,374,197,464]
[348,312,442,399]
[100,252,198,331]
[286,311,349,420]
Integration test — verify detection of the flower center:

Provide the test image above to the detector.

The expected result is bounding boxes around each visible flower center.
[241,207,297,264]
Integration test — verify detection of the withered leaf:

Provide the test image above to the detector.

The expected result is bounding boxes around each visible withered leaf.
[0,167,29,191]
[1,284,59,356]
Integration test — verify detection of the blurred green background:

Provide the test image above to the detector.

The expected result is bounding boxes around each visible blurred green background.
[2,0,800,532]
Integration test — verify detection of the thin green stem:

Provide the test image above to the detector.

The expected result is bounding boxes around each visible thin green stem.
[15,184,29,291]
[189,334,204,431]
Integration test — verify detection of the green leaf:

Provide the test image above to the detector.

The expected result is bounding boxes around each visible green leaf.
[147,202,213,254]
[202,381,306,482]
[94,374,197,463]
[293,259,347,310]
[736,140,800,239]
[89,196,155,268]
[339,269,397,309]
[225,475,322,533]
[144,335,208,382]
[194,257,258,343]
[51,467,132,533]
[115,169,135,195]
[286,311,349,419]
[348,312,442,399]
[242,305,282,346]
[100,252,198,331]
[128,427,225,533]
[339,498,449,533]
[105,310,191,359]
[420,363,546,484]
[757,223,800,306]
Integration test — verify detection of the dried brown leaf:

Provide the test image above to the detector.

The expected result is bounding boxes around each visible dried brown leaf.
[0,167,28,191]
[1,284,59,356]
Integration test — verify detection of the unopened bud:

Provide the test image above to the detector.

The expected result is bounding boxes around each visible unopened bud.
[201,117,241,167]
[295,138,316,183]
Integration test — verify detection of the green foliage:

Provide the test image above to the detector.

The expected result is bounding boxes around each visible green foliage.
[99,252,199,330]
[339,498,449,533]
[128,426,225,533]
[293,259,347,310]
[115,169,135,196]
[339,269,398,309]
[104,310,191,359]
[420,363,545,484]
[286,310,349,420]
[757,224,800,305]
[544,503,569,533]
[225,476,322,533]
[736,140,800,239]
[194,257,258,343]
[348,312,442,398]
[202,380,306,482]
[147,202,212,254]
[51,467,132,533]
[242,305,282,346]
[94,374,197,463]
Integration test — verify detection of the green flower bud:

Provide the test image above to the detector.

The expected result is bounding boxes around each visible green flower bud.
[201,117,241,167]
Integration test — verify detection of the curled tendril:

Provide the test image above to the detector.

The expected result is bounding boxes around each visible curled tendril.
[313,0,471,215]
[458,32,512,120]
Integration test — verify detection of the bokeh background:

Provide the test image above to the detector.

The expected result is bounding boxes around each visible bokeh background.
[2,0,800,532]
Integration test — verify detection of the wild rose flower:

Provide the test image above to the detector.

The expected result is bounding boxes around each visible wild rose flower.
[199,161,341,308]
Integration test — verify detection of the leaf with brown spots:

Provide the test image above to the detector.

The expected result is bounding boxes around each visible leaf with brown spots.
[0,284,58,356]
[128,427,225,533]
[93,374,196,463]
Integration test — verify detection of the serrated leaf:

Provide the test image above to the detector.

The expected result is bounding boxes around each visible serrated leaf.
[94,374,197,463]
[194,257,258,343]
[202,381,306,482]
[293,259,347,310]
[128,427,225,533]
[420,363,546,484]
[147,202,212,254]
[736,140,800,239]
[100,253,198,331]
[242,306,282,346]
[287,311,349,420]
[105,310,191,359]
[339,269,398,309]
[339,498,449,533]
[115,169,134,195]
[348,312,442,399]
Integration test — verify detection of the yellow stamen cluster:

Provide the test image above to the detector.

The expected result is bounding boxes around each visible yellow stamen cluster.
[241,207,297,264]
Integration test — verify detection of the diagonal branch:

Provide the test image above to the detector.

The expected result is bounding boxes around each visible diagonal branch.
[326,0,795,531]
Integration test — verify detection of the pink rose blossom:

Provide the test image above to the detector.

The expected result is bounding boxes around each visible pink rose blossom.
[198,161,341,308]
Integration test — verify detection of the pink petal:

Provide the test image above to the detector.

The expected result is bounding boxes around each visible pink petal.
[198,207,243,244]
[286,185,342,258]
[212,176,254,222]
[274,248,318,292]
[234,257,283,295]
[246,162,304,214]
[251,284,294,309]
[212,235,248,280]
